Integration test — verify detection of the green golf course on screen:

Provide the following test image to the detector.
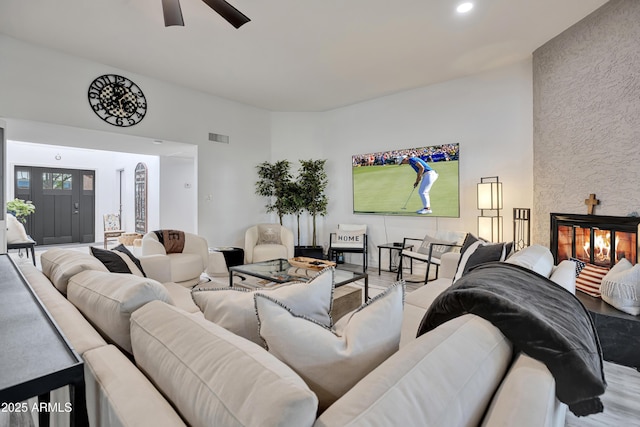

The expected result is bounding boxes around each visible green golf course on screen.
[352,144,459,217]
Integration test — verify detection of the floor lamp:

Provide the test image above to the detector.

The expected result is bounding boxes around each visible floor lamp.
[477,176,503,242]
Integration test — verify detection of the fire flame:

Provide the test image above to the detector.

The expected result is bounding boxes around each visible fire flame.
[583,231,619,263]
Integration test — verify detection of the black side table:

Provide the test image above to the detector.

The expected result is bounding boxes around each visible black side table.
[575,292,640,370]
[377,243,413,275]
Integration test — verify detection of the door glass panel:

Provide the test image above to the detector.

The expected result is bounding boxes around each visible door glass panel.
[43,173,73,190]
[83,174,94,191]
[16,170,30,189]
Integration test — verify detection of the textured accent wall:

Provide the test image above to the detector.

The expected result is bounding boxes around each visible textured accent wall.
[532,0,640,246]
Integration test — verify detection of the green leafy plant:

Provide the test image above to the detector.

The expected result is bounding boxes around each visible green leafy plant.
[7,198,36,223]
[298,159,328,247]
[282,181,306,246]
[255,160,293,225]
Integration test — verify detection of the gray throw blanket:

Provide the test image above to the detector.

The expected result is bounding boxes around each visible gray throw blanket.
[417,262,606,416]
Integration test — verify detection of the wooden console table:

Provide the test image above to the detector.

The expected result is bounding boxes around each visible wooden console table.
[576,291,640,370]
[0,254,87,426]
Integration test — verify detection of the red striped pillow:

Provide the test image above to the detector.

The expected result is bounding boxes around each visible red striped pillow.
[575,263,609,297]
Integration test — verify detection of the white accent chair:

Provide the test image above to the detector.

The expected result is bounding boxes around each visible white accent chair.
[328,224,368,273]
[6,213,36,266]
[139,231,209,287]
[244,224,295,263]
[397,231,467,284]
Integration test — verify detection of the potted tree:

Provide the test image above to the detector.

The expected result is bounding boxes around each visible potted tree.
[255,160,292,225]
[282,181,306,247]
[294,159,328,259]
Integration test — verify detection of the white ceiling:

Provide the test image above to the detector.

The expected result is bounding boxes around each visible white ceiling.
[0,0,607,112]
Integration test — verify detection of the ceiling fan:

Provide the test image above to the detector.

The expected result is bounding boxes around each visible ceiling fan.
[162,0,250,29]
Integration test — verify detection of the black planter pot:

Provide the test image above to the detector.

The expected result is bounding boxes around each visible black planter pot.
[294,246,324,259]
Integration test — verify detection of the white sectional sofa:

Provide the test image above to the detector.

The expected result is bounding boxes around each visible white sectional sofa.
[16,244,578,427]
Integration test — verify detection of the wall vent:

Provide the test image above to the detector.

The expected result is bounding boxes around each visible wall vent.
[208,133,229,144]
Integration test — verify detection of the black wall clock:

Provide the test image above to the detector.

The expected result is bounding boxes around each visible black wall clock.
[88,74,147,127]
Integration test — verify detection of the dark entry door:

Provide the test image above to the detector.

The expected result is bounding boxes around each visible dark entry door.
[14,166,95,245]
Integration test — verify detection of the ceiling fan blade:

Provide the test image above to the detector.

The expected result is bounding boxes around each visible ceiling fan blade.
[162,0,185,27]
[201,0,251,29]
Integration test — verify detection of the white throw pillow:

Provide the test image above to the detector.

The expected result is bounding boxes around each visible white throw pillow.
[257,224,281,245]
[416,235,456,259]
[6,213,31,243]
[600,262,640,316]
[504,244,555,278]
[255,282,404,412]
[192,268,334,345]
[603,257,633,280]
[550,260,578,294]
[333,229,366,249]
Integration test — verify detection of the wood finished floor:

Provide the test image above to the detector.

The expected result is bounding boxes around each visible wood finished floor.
[6,255,640,426]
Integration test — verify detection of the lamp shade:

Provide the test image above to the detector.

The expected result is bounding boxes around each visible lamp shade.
[478,216,503,242]
[477,180,503,210]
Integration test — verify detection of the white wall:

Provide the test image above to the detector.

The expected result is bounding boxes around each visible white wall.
[0,34,271,247]
[272,61,534,265]
[1,34,536,260]
[6,141,160,238]
[159,155,197,232]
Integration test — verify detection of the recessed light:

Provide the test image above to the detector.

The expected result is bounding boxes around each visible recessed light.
[457,2,474,13]
[152,140,164,145]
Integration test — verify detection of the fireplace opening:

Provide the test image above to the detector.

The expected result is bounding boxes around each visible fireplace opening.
[551,213,639,267]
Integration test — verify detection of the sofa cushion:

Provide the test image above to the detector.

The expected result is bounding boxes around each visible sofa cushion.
[18,263,107,355]
[600,261,640,315]
[90,244,146,277]
[401,279,452,347]
[83,345,186,427]
[256,282,404,412]
[314,314,513,427]
[167,252,204,283]
[252,244,289,263]
[40,248,109,294]
[453,234,513,282]
[130,301,318,427]
[481,353,566,427]
[505,244,555,278]
[164,281,202,314]
[67,270,173,354]
[192,268,334,345]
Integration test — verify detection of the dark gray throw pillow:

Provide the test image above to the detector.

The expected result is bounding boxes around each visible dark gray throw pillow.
[453,234,513,282]
[90,244,146,277]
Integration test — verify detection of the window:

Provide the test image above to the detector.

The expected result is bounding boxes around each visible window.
[16,170,30,189]
[43,173,72,190]
[83,174,94,191]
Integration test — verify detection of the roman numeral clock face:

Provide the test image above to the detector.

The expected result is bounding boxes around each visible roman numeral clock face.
[88,74,147,127]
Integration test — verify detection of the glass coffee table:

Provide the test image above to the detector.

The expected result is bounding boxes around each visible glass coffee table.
[229,258,370,300]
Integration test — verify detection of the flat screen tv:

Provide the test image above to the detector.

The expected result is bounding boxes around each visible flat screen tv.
[352,143,459,217]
